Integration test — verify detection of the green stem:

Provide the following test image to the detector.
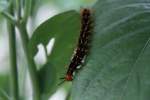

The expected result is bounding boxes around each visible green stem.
[17,24,40,100]
[16,0,40,99]
[1,11,16,25]
[15,0,21,19]
[7,3,19,100]
[23,0,32,23]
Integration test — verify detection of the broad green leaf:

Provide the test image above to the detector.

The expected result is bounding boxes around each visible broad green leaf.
[38,62,56,99]
[28,11,80,98]
[72,0,150,100]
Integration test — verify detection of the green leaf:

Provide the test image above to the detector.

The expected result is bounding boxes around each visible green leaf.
[29,11,80,98]
[38,62,56,99]
[72,0,150,100]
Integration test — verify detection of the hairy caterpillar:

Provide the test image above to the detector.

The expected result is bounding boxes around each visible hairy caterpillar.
[60,8,92,83]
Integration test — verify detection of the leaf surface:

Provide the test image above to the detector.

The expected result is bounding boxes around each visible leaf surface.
[72,0,150,100]
[29,10,80,98]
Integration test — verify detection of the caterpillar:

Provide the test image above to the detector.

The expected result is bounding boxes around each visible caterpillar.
[60,8,92,83]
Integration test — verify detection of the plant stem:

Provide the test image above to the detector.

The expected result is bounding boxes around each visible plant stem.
[17,24,40,100]
[1,11,16,24]
[15,0,21,19]
[7,3,19,100]
[23,0,32,23]
[16,0,40,99]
